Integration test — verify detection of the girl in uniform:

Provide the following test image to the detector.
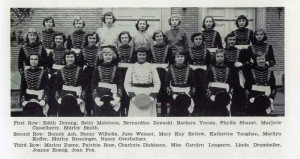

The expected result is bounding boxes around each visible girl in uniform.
[231,15,254,45]
[18,28,48,107]
[165,50,195,116]
[117,31,134,116]
[80,32,100,116]
[188,32,211,116]
[92,46,123,116]
[164,16,189,51]
[47,32,67,116]
[20,54,49,116]
[124,46,161,117]
[247,28,276,68]
[201,16,223,49]
[223,32,249,115]
[244,54,276,116]
[40,17,56,55]
[55,51,85,116]
[150,30,173,116]
[66,17,86,59]
[204,49,239,116]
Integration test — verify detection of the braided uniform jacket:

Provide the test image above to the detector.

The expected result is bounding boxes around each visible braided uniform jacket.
[41,29,56,49]
[151,44,169,63]
[189,45,208,65]
[225,47,240,63]
[83,45,99,67]
[169,65,193,87]
[203,30,216,48]
[211,65,230,83]
[118,44,133,62]
[233,28,252,45]
[25,68,45,90]
[67,30,85,49]
[248,42,276,67]
[52,47,66,65]
[61,65,81,86]
[97,65,117,83]
[18,43,47,70]
[251,67,271,86]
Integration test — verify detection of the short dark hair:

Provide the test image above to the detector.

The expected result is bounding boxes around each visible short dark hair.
[202,16,216,29]
[101,12,116,24]
[28,54,40,66]
[224,32,236,46]
[118,31,132,43]
[190,32,205,43]
[83,32,99,47]
[52,32,67,48]
[152,30,166,42]
[131,46,152,63]
[253,28,268,43]
[168,16,182,26]
[235,15,249,28]
[43,17,55,27]
[63,50,77,64]
[173,49,189,65]
[135,19,150,31]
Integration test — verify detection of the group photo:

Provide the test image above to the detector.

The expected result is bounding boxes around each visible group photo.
[10,7,285,117]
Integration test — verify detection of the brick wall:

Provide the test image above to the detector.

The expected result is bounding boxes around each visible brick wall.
[266,7,284,85]
[11,8,103,71]
[171,7,198,45]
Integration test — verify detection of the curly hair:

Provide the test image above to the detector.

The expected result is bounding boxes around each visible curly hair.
[135,19,150,31]
[43,17,55,27]
[101,12,117,24]
[118,31,132,43]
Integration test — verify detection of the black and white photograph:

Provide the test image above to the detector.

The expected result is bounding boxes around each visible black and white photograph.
[10,7,285,117]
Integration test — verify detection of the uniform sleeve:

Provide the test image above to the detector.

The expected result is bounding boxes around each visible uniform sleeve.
[164,69,172,89]
[20,73,27,98]
[215,31,223,49]
[188,68,195,90]
[66,34,73,50]
[205,49,211,67]
[41,70,50,100]
[55,70,64,98]
[267,45,276,67]
[75,52,84,68]
[151,65,161,93]
[18,46,25,71]
[268,71,277,99]
[40,46,48,69]
[91,67,99,92]
[115,67,124,91]
[238,48,251,69]
[243,69,254,91]
[228,68,239,90]
[47,51,54,70]
[249,30,254,45]
[204,67,214,89]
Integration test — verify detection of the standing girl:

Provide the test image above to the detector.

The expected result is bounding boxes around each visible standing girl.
[201,16,223,49]
[247,28,276,68]
[40,17,56,55]
[132,19,152,49]
[164,16,189,51]
[231,15,254,45]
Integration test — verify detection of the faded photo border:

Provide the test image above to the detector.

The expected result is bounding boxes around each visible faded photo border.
[1,0,300,158]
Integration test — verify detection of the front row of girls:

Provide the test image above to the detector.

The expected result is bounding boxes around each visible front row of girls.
[19,25,276,117]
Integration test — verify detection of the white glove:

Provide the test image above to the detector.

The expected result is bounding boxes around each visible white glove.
[77,98,83,105]
[150,97,154,102]
[39,100,46,106]
[22,101,28,107]
[249,98,255,103]
[210,95,215,101]
[57,98,62,104]
[95,97,103,107]
[234,62,243,67]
